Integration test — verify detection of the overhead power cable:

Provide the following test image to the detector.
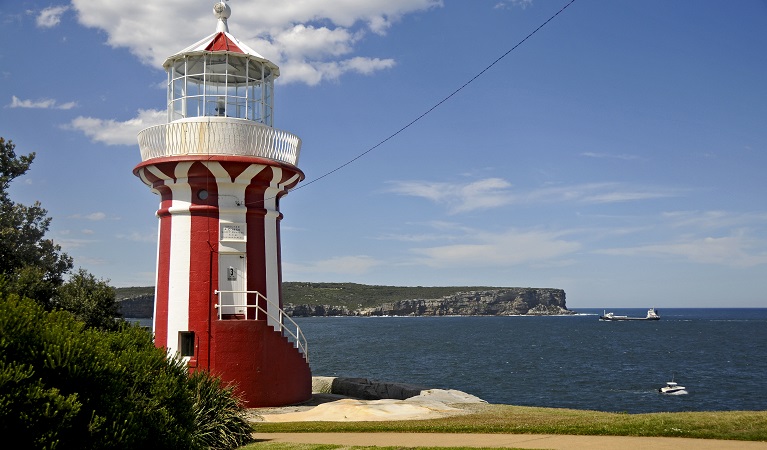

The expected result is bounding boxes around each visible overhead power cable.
[292,0,578,193]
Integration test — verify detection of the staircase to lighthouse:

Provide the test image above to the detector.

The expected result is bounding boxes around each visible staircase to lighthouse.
[134,1,311,407]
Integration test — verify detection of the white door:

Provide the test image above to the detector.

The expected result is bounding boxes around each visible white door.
[218,254,246,316]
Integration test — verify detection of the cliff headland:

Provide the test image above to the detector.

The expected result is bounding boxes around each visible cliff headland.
[116,283,571,318]
[284,286,571,317]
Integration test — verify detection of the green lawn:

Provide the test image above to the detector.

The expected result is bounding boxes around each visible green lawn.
[250,403,767,441]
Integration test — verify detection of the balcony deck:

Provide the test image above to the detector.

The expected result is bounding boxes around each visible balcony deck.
[137,117,301,166]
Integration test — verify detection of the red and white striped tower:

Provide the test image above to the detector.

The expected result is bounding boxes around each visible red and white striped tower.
[134,2,311,407]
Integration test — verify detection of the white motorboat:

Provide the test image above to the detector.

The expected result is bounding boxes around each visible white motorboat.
[659,380,688,395]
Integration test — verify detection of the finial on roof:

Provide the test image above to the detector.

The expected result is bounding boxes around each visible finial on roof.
[213,1,231,33]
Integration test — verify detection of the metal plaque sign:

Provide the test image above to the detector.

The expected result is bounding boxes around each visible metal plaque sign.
[221,223,246,241]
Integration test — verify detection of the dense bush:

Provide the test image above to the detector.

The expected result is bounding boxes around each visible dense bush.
[0,291,252,449]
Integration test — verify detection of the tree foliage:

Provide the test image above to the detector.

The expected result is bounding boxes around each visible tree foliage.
[0,137,73,307]
[56,268,122,331]
[0,136,34,202]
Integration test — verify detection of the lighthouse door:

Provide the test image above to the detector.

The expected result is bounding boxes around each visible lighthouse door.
[218,254,246,318]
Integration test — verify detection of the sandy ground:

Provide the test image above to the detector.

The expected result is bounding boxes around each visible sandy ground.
[247,392,767,449]
[251,432,767,449]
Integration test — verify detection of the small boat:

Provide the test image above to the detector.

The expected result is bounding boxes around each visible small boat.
[599,308,660,321]
[659,380,688,395]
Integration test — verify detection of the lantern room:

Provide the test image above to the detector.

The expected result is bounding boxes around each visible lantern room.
[163,1,279,125]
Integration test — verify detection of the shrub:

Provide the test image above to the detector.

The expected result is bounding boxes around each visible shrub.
[0,292,252,449]
[189,372,253,450]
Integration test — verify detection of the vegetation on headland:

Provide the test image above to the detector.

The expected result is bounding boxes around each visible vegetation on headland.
[250,403,767,442]
[281,283,509,310]
[115,283,513,311]
[115,285,155,300]
[116,283,564,317]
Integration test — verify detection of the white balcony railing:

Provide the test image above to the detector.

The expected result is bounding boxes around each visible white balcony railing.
[137,118,301,166]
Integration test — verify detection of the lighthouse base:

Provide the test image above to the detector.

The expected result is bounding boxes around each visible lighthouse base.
[210,320,312,407]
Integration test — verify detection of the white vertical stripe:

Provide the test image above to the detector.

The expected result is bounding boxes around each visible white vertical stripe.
[151,211,162,335]
[165,162,193,354]
[263,168,284,327]
[206,162,265,228]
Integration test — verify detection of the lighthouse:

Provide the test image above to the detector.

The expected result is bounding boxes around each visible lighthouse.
[134,2,311,407]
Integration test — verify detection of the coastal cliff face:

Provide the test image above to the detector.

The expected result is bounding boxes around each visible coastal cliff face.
[284,288,571,317]
[117,294,154,318]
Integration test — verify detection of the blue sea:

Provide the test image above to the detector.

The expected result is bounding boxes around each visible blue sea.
[293,308,767,413]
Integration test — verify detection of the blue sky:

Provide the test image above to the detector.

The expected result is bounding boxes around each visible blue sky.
[1,0,766,308]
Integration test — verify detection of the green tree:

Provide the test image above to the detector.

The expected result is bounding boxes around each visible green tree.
[0,137,73,307]
[56,268,122,331]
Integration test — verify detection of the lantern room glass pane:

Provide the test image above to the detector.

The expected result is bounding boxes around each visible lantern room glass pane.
[174,60,186,76]
[187,79,203,97]
[172,79,183,99]
[229,57,247,79]
[186,55,205,82]
[166,53,275,125]
[248,60,263,80]
[187,97,203,117]
[171,99,183,121]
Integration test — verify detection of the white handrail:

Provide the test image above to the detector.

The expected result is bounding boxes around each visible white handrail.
[213,290,308,361]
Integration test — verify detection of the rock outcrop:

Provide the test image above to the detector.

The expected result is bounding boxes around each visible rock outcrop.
[284,288,571,317]
[117,294,154,318]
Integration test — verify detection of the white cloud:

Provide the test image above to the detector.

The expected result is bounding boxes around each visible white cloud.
[8,96,77,110]
[72,256,109,266]
[37,5,69,28]
[67,109,165,146]
[68,212,110,221]
[388,178,514,213]
[376,232,456,243]
[581,151,640,161]
[275,24,356,59]
[341,56,396,75]
[597,233,767,267]
[494,0,533,10]
[280,57,395,85]
[284,255,380,276]
[55,237,96,251]
[527,182,681,204]
[70,0,439,85]
[410,228,580,268]
[116,231,157,243]
[662,210,767,230]
[388,178,681,213]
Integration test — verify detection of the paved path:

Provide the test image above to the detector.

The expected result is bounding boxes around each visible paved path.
[252,432,767,449]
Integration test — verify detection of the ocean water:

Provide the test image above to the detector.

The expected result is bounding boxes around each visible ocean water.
[294,308,767,413]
